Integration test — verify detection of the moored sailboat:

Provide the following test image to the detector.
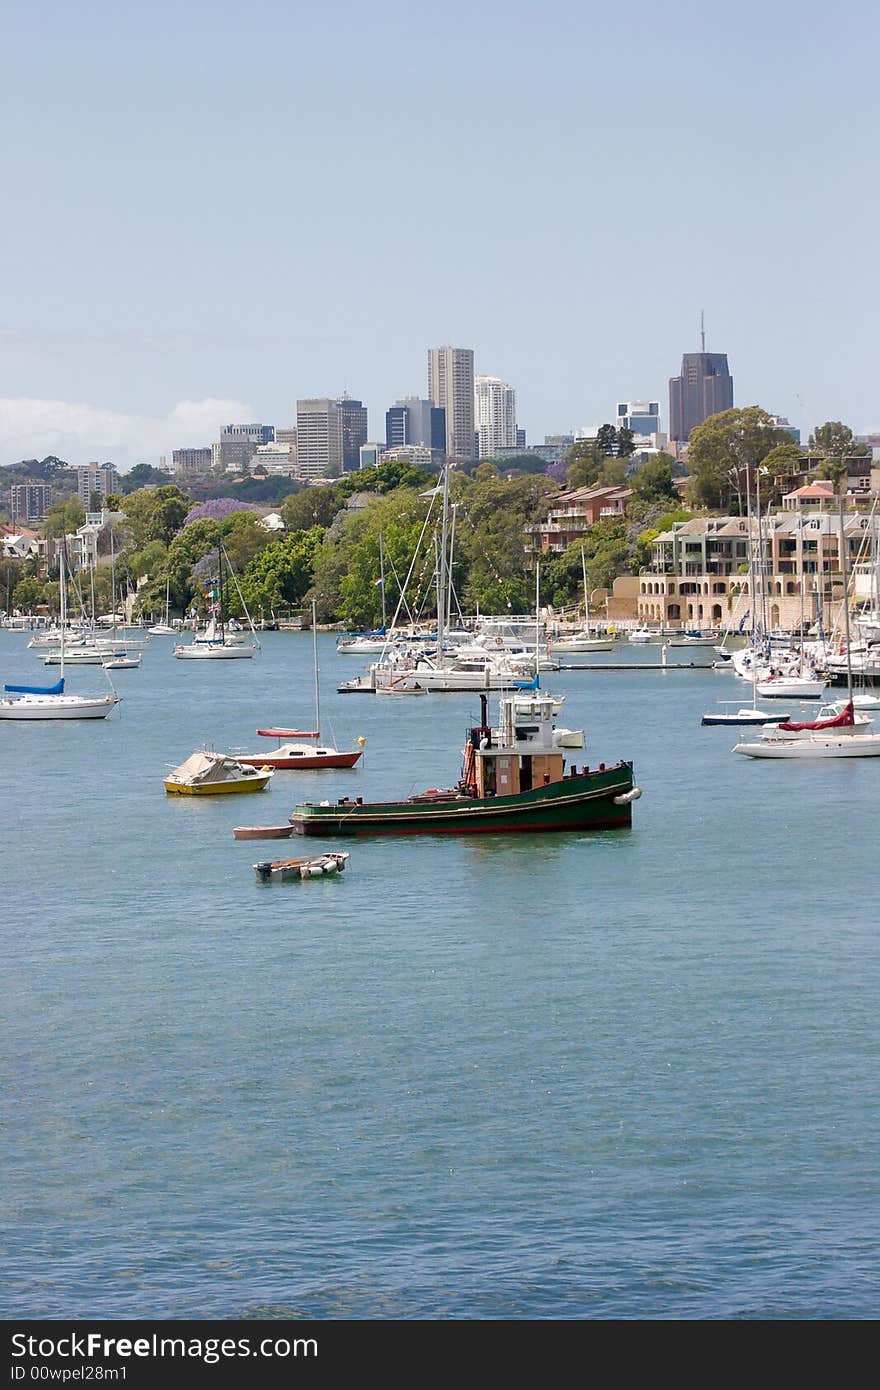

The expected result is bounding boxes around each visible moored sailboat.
[734,501,880,759]
[236,601,364,770]
[173,545,260,659]
[0,543,121,720]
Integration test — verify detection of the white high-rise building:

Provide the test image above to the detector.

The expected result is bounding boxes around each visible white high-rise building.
[428,346,475,461]
[474,376,517,459]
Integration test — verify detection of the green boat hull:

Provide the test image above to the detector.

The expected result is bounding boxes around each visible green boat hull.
[289,762,637,837]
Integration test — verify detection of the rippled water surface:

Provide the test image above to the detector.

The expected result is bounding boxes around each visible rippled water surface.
[2,630,878,1318]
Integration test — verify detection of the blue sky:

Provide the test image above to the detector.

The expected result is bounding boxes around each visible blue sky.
[1,0,877,469]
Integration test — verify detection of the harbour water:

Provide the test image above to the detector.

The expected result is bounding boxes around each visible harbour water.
[3,630,879,1319]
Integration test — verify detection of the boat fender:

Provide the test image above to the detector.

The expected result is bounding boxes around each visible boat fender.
[613,787,642,806]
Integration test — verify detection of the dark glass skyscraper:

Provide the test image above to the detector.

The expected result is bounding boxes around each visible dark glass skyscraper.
[385,398,445,452]
[669,352,733,442]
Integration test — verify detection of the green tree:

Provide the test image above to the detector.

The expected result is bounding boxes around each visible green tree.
[596,457,628,488]
[565,441,605,490]
[119,463,174,493]
[219,511,271,577]
[596,424,619,457]
[239,527,325,617]
[617,427,636,458]
[281,486,346,533]
[686,406,797,510]
[44,497,85,538]
[807,420,868,490]
[11,575,45,612]
[630,454,680,504]
[119,485,189,549]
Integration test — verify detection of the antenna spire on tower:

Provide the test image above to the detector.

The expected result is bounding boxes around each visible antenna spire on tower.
[700,310,706,353]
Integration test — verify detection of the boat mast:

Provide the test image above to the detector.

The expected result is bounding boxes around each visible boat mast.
[59,540,67,682]
[378,533,386,629]
[581,546,589,632]
[218,545,225,643]
[311,597,321,739]
[436,462,450,661]
[446,502,457,631]
[839,498,854,706]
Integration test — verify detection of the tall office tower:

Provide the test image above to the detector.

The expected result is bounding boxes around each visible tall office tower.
[474,375,517,458]
[668,331,733,442]
[616,401,661,437]
[296,399,342,479]
[385,397,446,452]
[336,395,368,473]
[427,346,475,461]
[294,397,367,478]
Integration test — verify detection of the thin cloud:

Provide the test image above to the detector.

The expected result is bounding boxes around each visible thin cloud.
[0,397,255,473]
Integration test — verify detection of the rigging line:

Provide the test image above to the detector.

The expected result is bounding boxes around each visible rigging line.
[220,540,260,646]
[379,485,441,651]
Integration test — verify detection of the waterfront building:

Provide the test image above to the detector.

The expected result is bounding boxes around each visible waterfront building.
[428,346,475,462]
[668,351,733,442]
[527,485,632,554]
[638,503,873,628]
[10,483,52,525]
[475,376,517,459]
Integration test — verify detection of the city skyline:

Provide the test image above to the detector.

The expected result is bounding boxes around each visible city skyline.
[1,2,877,470]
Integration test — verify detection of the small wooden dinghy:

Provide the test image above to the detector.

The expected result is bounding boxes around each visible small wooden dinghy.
[253,851,350,882]
[233,824,295,840]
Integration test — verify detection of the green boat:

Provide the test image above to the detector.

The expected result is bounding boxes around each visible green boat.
[289,692,640,837]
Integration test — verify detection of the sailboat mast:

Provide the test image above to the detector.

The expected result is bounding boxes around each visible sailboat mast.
[581,546,589,632]
[59,541,67,682]
[437,463,450,661]
[379,533,386,629]
[446,502,457,631]
[839,498,854,705]
[311,598,321,738]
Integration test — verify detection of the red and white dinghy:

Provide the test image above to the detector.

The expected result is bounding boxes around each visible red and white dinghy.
[233,824,295,841]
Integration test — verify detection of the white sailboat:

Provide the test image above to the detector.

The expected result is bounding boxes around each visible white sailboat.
[148,577,176,635]
[174,544,260,660]
[734,501,880,758]
[0,544,121,720]
[549,548,615,652]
